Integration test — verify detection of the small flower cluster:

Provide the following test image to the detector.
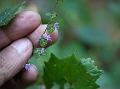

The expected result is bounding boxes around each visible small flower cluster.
[38,13,59,55]
[54,22,59,30]
[24,64,31,71]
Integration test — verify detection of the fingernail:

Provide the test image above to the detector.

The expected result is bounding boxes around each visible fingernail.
[31,64,38,72]
[24,64,38,72]
[11,39,29,55]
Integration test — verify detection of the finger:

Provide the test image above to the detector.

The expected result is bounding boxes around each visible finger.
[28,24,58,48]
[19,64,38,86]
[0,38,33,86]
[0,79,24,89]
[0,11,41,49]
[1,64,38,89]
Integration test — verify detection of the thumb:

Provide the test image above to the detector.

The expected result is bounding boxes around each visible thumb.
[0,38,33,86]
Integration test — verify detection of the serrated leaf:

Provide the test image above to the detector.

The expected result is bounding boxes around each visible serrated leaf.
[39,37,48,47]
[43,54,103,89]
[47,24,55,34]
[0,1,25,27]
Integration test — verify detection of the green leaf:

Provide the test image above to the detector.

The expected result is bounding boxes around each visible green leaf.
[47,24,55,34]
[39,37,48,47]
[0,1,25,27]
[46,12,58,34]
[43,54,103,89]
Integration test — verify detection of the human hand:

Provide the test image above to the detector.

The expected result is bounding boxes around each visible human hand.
[0,11,58,89]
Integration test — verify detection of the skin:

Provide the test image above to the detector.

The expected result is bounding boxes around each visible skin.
[0,11,58,89]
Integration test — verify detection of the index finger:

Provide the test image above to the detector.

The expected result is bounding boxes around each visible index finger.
[0,11,41,49]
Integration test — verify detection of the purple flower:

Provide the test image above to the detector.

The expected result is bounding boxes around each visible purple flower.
[40,48,45,55]
[54,22,59,30]
[42,33,52,41]
[24,64,31,71]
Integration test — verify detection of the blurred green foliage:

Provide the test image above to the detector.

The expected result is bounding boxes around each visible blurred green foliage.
[0,0,120,89]
[35,0,120,89]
